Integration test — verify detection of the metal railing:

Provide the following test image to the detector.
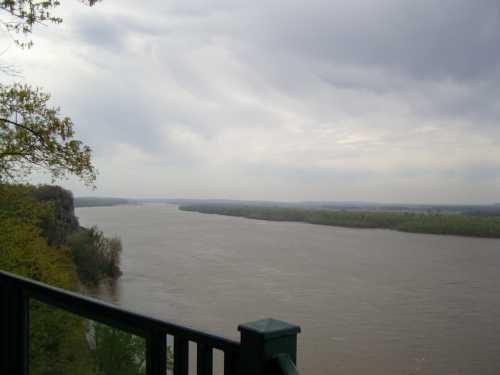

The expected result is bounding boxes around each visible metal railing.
[0,270,301,375]
[274,354,300,375]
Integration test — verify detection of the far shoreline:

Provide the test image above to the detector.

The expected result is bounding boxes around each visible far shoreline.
[179,204,500,239]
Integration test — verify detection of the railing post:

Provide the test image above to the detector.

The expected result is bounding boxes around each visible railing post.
[238,318,300,375]
[3,282,29,375]
[0,282,8,375]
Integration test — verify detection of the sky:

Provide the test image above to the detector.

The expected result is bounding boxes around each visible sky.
[3,0,500,203]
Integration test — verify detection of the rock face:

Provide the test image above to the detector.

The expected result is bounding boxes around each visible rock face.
[31,185,80,245]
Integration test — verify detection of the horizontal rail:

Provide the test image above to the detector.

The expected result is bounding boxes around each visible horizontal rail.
[0,270,239,353]
[1,270,302,375]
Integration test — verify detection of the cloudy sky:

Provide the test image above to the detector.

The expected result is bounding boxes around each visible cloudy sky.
[4,0,500,203]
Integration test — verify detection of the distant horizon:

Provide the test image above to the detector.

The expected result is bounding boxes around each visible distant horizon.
[74,195,500,207]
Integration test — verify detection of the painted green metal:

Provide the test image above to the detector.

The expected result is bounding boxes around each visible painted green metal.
[224,350,239,375]
[197,342,213,375]
[0,282,8,375]
[174,336,189,375]
[274,354,300,375]
[0,270,239,352]
[0,270,302,375]
[238,318,301,375]
[5,283,29,375]
[146,329,167,375]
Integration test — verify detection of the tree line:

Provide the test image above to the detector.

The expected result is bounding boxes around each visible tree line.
[180,204,500,238]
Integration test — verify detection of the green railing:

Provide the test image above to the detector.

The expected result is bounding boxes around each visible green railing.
[274,354,300,375]
[0,270,301,375]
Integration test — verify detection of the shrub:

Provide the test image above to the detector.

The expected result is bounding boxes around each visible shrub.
[67,226,122,285]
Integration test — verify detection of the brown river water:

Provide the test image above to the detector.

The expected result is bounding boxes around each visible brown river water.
[76,204,500,375]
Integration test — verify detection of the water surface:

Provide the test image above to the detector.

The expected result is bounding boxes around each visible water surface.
[77,204,500,375]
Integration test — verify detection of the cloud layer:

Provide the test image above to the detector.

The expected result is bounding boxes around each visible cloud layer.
[4,0,500,203]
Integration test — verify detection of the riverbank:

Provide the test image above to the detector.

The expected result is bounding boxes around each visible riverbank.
[179,204,500,238]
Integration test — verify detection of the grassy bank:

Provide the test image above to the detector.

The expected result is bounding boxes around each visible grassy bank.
[179,204,500,238]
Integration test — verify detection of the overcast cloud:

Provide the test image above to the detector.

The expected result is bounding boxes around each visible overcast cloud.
[4,0,500,203]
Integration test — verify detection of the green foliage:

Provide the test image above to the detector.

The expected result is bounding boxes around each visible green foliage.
[0,84,97,186]
[0,183,128,375]
[29,302,94,375]
[92,324,146,375]
[91,323,173,375]
[67,226,122,284]
[0,183,51,228]
[0,183,91,375]
[30,184,79,245]
[180,204,500,238]
[0,183,123,286]
[0,0,101,48]
[0,1,132,373]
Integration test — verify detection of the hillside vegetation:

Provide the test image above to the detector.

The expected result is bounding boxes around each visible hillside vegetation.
[180,204,500,238]
[0,184,92,375]
[0,184,132,375]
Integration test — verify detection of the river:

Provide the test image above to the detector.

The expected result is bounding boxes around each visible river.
[76,204,500,375]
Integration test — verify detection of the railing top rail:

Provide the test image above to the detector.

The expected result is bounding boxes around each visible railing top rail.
[0,270,239,353]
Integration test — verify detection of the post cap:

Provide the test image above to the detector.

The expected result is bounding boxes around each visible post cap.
[238,318,301,339]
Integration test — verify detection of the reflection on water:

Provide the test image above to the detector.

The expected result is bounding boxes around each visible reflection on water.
[77,204,500,375]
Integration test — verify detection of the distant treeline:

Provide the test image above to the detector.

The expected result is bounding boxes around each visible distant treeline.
[180,204,500,238]
[75,197,131,207]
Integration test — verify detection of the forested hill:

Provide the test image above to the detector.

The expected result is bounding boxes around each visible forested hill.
[0,184,124,375]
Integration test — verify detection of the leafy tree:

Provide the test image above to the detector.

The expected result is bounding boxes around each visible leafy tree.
[0,83,97,185]
[1,0,101,48]
[0,1,100,185]
[0,184,91,375]
[92,323,173,375]
[0,2,123,374]
[0,184,127,374]
[67,226,122,284]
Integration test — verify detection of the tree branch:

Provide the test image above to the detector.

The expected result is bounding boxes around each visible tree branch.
[0,116,44,138]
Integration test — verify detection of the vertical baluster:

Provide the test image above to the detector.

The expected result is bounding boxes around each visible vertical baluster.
[146,329,166,375]
[174,336,189,375]
[224,351,238,375]
[197,343,213,375]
